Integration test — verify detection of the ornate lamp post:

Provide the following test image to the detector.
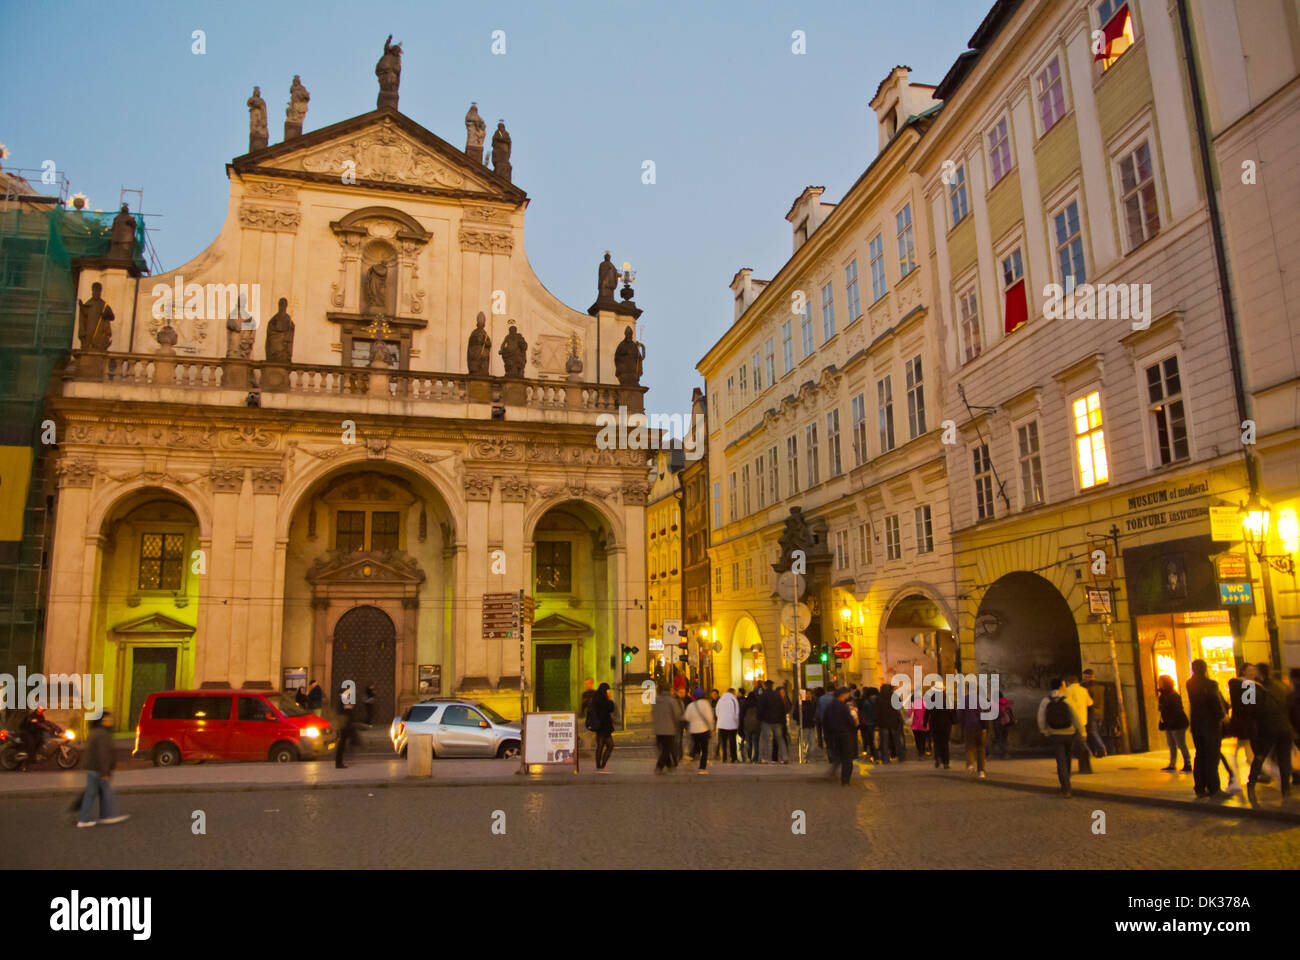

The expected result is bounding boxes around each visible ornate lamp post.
[1239,494,1290,669]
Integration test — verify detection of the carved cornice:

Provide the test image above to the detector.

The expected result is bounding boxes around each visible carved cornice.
[239,203,301,232]
[526,441,625,467]
[469,438,525,462]
[56,458,96,488]
[64,421,215,449]
[220,425,279,450]
[244,181,299,201]
[458,228,513,254]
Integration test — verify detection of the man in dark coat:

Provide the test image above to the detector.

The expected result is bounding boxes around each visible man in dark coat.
[1248,663,1295,802]
[823,688,859,785]
[78,712,128,826]
[1186,658,1226,798]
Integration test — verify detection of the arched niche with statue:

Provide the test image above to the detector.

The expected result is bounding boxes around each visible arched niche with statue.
[326,206,431,368]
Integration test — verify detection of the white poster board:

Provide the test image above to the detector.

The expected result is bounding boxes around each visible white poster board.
[523,711,578,766]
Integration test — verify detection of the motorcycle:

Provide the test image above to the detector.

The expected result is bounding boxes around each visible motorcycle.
[0,724,81,770]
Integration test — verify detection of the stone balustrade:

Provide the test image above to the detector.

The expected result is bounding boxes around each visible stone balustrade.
[65,351,644,414]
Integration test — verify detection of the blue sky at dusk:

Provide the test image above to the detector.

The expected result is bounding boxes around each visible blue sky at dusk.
[3,0,986,409]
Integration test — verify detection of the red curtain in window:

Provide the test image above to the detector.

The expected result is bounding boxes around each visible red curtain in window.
[1004,279,1028,334]
[1094,4,1130,62]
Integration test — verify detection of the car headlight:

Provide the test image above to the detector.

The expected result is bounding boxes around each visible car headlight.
[302,727,321,738]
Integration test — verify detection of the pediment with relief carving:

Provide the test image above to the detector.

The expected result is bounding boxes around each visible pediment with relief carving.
[273,118,500,193]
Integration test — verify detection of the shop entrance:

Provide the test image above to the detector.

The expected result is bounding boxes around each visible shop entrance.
[1136,609,1235,748]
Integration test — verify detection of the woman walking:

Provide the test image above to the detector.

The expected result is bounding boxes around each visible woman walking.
[683,688,715,774]
[1156,675,1191,772]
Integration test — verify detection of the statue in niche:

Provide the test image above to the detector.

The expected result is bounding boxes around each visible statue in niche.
[369,339,397,368]
[597,251,619,304]
[363,260,391,315]
[108,204,137,262]
[467,311,491,376]
[77,282,114,351]
[613,325,644,387]
[265,297,295,363]
[465,102,486,163]
[499,323,527,378]
[491,121,512,181]
[225,295,255,359]
[247,86,268,151]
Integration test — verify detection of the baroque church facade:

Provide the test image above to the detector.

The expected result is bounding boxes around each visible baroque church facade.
[44,42,649,732]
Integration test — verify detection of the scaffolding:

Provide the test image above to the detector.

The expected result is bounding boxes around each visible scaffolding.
[0,167,146,677]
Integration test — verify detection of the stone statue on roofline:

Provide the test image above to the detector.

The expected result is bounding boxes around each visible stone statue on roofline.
[285,75,309,138]
[247,86,268,152]
[376,35,403,109]
[108,204,137,263]
[597,251,619,304]
[265,298,295,363]
[465,103,486,163]
[491,122,512,182]
[78,282,114,351]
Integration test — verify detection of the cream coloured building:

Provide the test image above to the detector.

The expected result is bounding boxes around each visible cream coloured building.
[698,67,956,692]
[43,59,649,737]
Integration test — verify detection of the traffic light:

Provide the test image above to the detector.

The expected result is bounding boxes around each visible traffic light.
[819,647,829,663]
[621,644,638,663]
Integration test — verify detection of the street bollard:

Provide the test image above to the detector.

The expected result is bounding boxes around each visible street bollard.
[406,733,433,777]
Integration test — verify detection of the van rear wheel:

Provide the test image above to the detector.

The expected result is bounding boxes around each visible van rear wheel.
[153,743,181,767]
[268,742,298,763]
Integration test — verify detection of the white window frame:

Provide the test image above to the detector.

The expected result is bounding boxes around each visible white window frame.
[764,338,776,384]
[821,280,836,341]
[956,280,982,364]
[914,505,934,554]
[755,455,767,510]
[845,259,862,323]
[986,114,1014,187]
[997,233,1027,336]
[741,463,751,516]
[896,203,917,277]
[1071,387,1110,491]
[905,354,926,439]
[948,164,969,227]
[884,514,902,562]
[1015,417,1045,509]
[728,472,738,522]
[712,481,721,530]
[786,434,800,495]
[781,320,794,373]
[972,442,995,521]
[805,422,820,488]
[856,521,872,567]
[1049,192,1088,291]
[1138,348,1192,469]
[800,300,815,358]
[869,232,887,302]
[1033,51,1070,138]
[1110,117,1164,255]
[768,446,779,503]
[826,409,842,477]
[834,530,849,571]
[851,392,868,467]
[877,375,895,453]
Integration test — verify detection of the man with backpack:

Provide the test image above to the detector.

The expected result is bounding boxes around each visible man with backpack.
[1038,678,1085,797]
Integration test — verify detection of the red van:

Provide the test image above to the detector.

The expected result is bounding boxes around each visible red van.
[134,690,334,766]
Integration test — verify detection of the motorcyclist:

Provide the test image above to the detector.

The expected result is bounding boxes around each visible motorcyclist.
[20,707,56,766]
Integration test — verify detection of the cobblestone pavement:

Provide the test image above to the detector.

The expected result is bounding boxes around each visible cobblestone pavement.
[6,763,1297,869]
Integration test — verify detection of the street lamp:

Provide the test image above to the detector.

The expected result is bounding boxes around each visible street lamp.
[1240,494,1291,670]
[1240,494,1295,576]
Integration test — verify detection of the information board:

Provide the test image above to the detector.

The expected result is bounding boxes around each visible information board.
[523,711,578,767]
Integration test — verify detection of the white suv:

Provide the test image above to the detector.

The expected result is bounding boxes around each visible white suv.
[389,699,521,759]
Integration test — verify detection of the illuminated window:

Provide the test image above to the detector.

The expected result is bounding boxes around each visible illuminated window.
[1073,391,1109,488]
[1095,1,1134,71]
[139,533,185,590]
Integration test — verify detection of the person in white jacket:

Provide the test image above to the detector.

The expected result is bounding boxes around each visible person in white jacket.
[683,688,716,774]
[715,688,740,763]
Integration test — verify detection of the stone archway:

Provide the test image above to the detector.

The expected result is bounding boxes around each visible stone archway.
[331,606,397,721]
[975,571,1081,747]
